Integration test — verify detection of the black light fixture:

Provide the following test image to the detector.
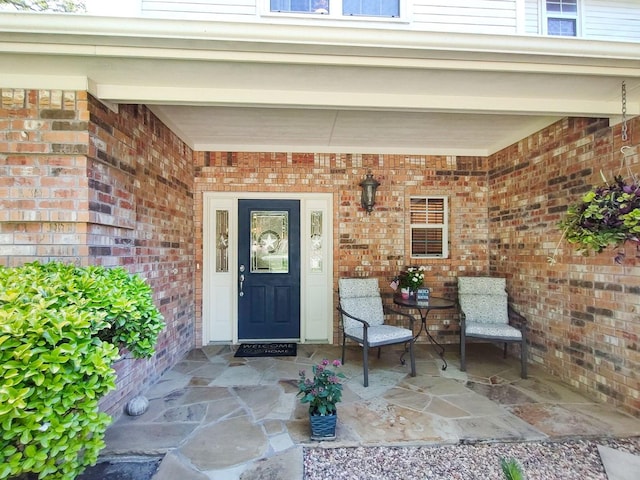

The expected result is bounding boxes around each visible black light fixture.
[359,171,380,214]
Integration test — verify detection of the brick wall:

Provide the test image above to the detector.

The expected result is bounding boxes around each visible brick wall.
[0,90,195,416]
[195,117,639,416]
[88,99,195,414]
[488,116,640,416]
[3,87,639,416]
[194,152,490,346]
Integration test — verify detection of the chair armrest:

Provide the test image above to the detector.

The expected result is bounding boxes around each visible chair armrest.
[383,305,416,327]
[508,305,527,331]
[336,305,371,328]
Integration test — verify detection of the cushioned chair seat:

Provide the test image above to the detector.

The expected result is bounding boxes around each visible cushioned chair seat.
[345,325,414,347]
[465,322,522,340]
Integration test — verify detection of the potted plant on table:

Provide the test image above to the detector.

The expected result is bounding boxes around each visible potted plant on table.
[298,359,345,440]
[397,266,426,297]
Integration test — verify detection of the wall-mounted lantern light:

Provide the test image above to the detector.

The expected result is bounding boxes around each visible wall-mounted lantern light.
[359,171,380,214]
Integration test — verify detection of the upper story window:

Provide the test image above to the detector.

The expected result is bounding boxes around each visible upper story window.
[344,0,399,17]
[545,0,578,36]
[269,0,401,18]
[409,196,448,259]
[270,0,327,15]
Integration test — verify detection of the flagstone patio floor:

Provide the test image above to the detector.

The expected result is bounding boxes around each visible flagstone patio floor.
[99,343,640,479]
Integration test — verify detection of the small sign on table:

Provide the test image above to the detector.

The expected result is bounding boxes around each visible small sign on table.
[416,287,430,304]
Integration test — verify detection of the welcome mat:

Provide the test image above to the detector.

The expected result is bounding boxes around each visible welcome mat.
[234,343,297,358]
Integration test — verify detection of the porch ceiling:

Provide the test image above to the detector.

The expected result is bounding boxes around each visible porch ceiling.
[1,14,639,156]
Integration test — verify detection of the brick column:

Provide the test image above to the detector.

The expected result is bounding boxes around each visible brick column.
[0,89,90,265]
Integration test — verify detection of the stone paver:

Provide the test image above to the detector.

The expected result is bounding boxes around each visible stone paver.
[424,396,471,419]
[268,432,295,452]
[239,446,303,480]
[598,445,640,480]
[233,385,295,421]
[92,343,640,479]
[383,386,432,411]
[211,365,263,386]
[400,375,470,395]
[164,386,233,407]
[338,401,454,444]
[578,403,640,437]
[506,404,612,438]
[153,452,208,480]
[442,391,509,416]
[466,382,538,405]
[103,422,200,456]
[203,399,245,423]
[179,416,268,470]
[452,414,546,442]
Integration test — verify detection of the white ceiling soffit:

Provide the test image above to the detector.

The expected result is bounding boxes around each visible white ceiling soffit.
[148,106,559,156]
[0,14,639,156]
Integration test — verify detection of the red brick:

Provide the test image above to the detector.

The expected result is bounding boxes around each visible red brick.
[3,88,639,417]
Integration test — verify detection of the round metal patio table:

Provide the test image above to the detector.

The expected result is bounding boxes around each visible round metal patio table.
[393,294,455,370]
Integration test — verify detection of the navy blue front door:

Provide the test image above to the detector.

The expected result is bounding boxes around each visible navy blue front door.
[238,199,301,340]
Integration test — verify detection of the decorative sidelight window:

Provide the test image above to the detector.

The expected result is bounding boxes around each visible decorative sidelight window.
[215,210,229,273]
[410,196,448,259]
[309,210,324,273]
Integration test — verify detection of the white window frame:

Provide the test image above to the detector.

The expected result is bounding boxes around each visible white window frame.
[542,0,580,37]
[409,196,449,260]
[262,0,409,22]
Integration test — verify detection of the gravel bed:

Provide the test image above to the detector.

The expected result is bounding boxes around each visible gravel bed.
[304,437,640,480]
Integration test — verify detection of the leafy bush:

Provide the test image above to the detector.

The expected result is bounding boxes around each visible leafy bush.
[0,262,165,479]
[75,265,165,359]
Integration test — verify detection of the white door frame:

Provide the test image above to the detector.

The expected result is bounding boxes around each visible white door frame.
[203,192,333,344]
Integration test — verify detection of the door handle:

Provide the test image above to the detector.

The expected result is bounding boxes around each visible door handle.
[239,264,245,297]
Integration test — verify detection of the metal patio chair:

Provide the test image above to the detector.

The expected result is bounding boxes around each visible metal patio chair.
[337,278,416,387]
[457,276,528,378]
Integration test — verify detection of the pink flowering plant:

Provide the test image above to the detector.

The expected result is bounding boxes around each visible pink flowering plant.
[298,359,346,415]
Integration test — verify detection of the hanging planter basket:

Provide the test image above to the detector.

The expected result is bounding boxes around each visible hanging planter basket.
[557,175,640,263]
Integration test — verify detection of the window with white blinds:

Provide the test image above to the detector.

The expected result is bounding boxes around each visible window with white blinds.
[410,196,448,259]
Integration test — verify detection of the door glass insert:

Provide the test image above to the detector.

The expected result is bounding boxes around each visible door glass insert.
[310,210,323,273]
[215,210,229,272]
[251,211,289,273]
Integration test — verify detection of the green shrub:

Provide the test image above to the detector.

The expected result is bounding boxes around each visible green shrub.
[72,265,165,359]
[0,262,165,479]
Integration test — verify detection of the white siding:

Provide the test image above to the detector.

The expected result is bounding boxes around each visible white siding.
[138,0,639,43]
[412,0,518,34]
[583,0,640,41]
[142,0,256,19]
[524,0,540,34]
